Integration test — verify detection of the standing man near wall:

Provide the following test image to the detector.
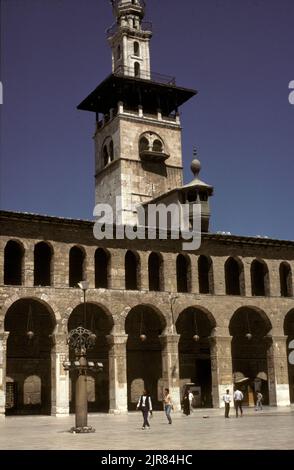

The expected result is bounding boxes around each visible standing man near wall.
[233,388,244,418]
[223,389,231,418]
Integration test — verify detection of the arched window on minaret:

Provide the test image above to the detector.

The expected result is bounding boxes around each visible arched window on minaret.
[109,140,114,161]
[134,41,140,56]
[117,44,121,60]
[134,62,140,78]
[152,139,163,153]
[103,145,109,167]
[139,136,149,153]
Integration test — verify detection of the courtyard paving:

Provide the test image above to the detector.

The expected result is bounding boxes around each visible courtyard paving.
[0,407,293,450]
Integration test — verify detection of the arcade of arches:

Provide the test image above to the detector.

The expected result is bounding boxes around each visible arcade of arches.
[1,299,293,415]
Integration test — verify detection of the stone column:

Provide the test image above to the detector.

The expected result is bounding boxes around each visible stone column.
[211,257,226,295]
[266,260,281,297]
[162,253,177,293]
[190,254,199,294]
[108,334,128,414]
[53,243,69,288]
[0,332,9,416]
[139,251,149,291]
[209,336,233,408]
[51,334,70,416]
[243,258,253,296]
[159,334,181,411]
[267,335,290,406]
[24,241,34,286]
[108,249,126,290]
[85,246,96,289]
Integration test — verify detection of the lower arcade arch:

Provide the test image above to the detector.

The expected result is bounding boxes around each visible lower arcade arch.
[67,303,113,413]
[176,307,216,408]
[4,298,56,415]
[229,307,272,406]
[125,305,166,411]
[284,309,294,403]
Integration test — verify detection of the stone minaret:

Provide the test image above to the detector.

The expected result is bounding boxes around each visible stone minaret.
[78,0,196,225]
[109,0,151,79]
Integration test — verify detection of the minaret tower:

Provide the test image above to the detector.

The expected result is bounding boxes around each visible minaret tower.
[78,0,196,225]
[109,0,151,79]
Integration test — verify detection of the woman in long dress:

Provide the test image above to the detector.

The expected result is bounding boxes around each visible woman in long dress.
[182,391,190,416]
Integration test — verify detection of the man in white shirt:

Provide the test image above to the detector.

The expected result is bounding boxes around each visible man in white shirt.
[233,388,244,417]
[223,389,231,418]
[188,390,194,413]
[137,390,153,429]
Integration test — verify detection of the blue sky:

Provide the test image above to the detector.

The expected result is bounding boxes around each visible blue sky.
[0,0,293,239]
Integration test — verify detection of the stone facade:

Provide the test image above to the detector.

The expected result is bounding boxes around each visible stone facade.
[0,212,294,415]
[1,0,293,416]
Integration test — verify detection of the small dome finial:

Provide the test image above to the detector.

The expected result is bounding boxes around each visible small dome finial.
[191,147,201,177]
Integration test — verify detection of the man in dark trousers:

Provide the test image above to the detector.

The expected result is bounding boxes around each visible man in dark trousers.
[233,388,244,417]
[223,389,231,418]
[137,389,153,429]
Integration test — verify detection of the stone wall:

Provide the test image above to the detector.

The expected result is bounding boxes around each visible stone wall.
[0,211,294,414]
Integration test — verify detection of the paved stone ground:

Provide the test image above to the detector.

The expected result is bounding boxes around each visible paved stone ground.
[0,407,293,450]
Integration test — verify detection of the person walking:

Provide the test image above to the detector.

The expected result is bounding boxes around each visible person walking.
[163,388,173,424]
[137,389,152,429]
[182,390,190,416]
[233,388,244,418]
[255,392,263,411]
[188,389,194,413]
[223,389,231,418]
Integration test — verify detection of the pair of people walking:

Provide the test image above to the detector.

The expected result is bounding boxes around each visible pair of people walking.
[223,388,244,418]
[137,388,173,429]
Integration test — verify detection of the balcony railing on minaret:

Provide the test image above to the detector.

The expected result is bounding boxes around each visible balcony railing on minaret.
[113,65,176,85]
[106,20,152,39]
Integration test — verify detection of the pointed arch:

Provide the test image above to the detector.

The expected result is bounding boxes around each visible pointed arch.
[125,250,140,290]
[198,255,214,294]
[95,248,110,289]
[148,252,163,291]
[34,241,53,286]
[251,259,270,296]
[225,257,245,296]
[177,254,191,293]
[4,240,24,286]
[69,246,86,288]
[280,262,293,297]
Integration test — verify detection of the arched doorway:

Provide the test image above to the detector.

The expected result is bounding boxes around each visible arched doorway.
[229,307,272,406]
[284,309,294,403]
[125,305,166,410]
[4,298,56,415]
[176,307,215,408]
[67,303,113,413]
